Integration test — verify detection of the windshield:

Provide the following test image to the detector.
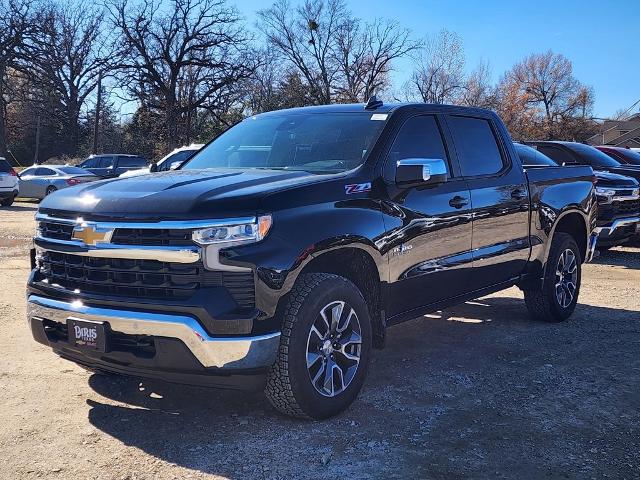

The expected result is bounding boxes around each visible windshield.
[515,143,557,166]
[614,148,640,165]
[58,166,88,175]
[183,113,387,174]
[567,143,621,168]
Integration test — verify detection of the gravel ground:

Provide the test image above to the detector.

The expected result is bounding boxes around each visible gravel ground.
[1,201,639,479]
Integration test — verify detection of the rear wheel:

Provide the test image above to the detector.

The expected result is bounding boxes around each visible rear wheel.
[45,186,57,196]
[0,193,15,207]
[265,273,372,419]
[524,232,581,322]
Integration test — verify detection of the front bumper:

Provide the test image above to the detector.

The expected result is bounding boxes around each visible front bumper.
[594,215,640,247]
[28,294,280,376]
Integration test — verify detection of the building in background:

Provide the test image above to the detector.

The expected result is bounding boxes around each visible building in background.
[587,113,640,148]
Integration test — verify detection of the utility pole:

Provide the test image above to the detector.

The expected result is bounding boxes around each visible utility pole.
[92,74,102,155]
[33,114,41,165]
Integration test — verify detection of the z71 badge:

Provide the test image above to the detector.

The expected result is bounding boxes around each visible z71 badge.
[344,182,371,194]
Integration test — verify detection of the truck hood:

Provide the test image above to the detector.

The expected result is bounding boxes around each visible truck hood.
[39,168,327,219]
[607,166,640,183]
[594,170,639,188]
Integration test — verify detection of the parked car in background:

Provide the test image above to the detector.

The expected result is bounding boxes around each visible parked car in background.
[28,102,598,419]
[523,142,640,249]
[119,144,203,178]
[526,141,640,180]
[79,154,147,178]
[17,165,99,199]
[596,145,640,166]
[0,157,19,206]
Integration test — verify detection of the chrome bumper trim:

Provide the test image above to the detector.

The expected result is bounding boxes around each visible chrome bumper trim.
[585,231,599,263]
[596,216,640,236]
[27,295,280,369]
[34,237,200,263]
[587,216,640,260]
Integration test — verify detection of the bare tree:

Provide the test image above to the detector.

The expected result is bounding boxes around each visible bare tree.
[334,18,420,102]
[456,60,497,109]
[22,1,115,154]
[0,0,34,156]
[501,50,594,139]
[406,29,465,104]
[109,0,257,148]
[258,0,347,104]
[258,0,417,104]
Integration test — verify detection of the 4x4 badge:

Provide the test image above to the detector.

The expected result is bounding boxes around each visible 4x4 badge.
[344,182,371,194]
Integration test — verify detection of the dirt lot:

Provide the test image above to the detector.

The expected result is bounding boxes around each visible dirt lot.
[1,201,639,479]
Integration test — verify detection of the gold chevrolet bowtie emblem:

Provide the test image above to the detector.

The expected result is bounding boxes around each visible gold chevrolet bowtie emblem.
[72,225,113,246]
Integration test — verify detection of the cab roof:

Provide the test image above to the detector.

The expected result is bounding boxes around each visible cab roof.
[254,102,496,118]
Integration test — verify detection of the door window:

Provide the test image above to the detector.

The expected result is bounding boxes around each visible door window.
[385,115,449,180]
[35,168,56,176]
[118,156,146,167]
[448,116,505,177]
[96,156,114,168]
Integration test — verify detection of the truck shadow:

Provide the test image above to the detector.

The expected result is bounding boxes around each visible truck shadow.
[593,247,640,270]
[86,296,640,479]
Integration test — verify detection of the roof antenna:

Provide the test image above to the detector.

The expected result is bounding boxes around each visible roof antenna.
[365,95,383,110]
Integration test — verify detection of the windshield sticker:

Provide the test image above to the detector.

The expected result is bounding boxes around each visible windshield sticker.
[345,182,371,194]
[370,113,388,121]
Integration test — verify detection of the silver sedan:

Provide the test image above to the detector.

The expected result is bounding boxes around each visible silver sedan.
[17,165,100,199]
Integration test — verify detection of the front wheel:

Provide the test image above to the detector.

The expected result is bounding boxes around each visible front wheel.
[524,232,581,322]
[265,273,372,419]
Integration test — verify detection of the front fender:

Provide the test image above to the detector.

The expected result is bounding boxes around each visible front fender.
[219,200,388,320]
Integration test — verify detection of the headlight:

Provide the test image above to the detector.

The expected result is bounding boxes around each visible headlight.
[595,187,616,203]
[192,215,272,245]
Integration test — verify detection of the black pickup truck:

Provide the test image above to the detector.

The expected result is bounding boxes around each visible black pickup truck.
[28,102,598,419]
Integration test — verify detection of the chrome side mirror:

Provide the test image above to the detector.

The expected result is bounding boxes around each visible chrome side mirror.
[396,158,448,187]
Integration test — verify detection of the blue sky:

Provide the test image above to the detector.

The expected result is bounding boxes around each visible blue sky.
[239,0,640,118]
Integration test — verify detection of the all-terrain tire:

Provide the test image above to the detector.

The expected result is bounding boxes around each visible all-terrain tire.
[264,273,372,419]
[524,232,581,322]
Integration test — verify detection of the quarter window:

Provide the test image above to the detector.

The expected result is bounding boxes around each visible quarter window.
[448,116,505,177]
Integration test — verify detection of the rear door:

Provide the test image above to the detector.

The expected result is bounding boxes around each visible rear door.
[383,114,473,318]
[445,114,531,289]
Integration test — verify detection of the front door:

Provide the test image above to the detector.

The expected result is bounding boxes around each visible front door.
[382,115,473,319]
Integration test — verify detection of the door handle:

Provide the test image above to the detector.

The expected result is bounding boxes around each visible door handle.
[511,188,527,200]
[449,195,469,209]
